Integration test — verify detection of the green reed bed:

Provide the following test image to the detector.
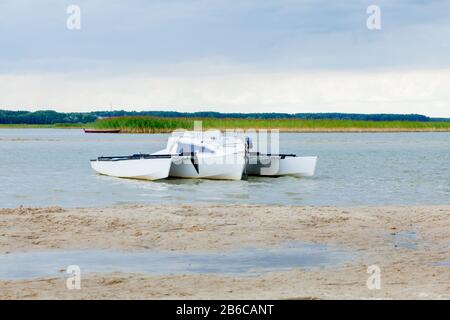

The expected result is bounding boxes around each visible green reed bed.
[92,116,194,133]
[91,116,450,133]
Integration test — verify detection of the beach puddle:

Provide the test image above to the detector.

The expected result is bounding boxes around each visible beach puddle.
[388,231,420,249]
[0,241,354,280]
[435,260,450,267]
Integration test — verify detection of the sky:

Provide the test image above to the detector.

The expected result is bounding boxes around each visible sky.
[0,0,450,116]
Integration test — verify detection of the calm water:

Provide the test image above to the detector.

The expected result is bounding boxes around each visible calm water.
[0,241,353,280]
[0,129,449,207]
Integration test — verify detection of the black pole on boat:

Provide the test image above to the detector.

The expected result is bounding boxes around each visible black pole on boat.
[189,144,199,174]
[242,137,252,180]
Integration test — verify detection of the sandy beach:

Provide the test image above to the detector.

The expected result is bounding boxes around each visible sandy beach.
[0,204,449,299]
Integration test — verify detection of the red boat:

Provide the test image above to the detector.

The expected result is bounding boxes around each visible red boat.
[83,128,121,133]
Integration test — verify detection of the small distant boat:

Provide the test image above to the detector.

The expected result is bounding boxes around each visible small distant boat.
[83,128,121,134]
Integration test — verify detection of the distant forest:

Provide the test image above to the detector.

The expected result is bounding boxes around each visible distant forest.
[0,109,448,124]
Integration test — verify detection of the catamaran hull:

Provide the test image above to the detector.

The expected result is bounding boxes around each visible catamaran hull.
[169,156,245,180]
[246,156,318,177]
[90,158,172,180]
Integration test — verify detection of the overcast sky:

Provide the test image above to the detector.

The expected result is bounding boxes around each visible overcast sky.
[1,0,450,116]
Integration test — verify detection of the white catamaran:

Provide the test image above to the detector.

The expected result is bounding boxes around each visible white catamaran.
[90,130,317,181]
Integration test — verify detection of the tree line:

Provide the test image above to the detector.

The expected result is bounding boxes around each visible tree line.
[0,109,446,124]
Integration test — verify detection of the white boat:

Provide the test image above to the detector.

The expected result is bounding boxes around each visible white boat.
[160,130,246,180]
[90,130,317,181]
[90,130,246,181]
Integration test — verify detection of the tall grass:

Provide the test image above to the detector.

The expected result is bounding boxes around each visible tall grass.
[92,117,194,133]
[91,116,450,133]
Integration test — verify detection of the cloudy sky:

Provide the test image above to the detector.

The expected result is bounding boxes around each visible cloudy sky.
[1,0,450,116]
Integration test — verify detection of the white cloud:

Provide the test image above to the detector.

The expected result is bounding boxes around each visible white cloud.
[1,69,449,117]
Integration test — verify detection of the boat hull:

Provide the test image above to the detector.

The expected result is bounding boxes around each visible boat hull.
[246,156,318,177]
[169,155,245,180]
[90,158,172,180]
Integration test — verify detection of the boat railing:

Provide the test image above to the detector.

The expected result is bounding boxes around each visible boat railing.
[249,152,297,159]
[92,151,297,162]
[92,153,183,162]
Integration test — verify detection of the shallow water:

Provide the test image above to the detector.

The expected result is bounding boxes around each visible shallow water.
[0,242,354,280]
[388,231,420,250]
[437,261,450,267]
[0,129,449,207]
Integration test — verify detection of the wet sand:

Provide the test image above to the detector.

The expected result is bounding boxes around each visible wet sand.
[0,205,449,299]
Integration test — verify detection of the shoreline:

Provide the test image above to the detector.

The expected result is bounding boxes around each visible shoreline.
[0,204,449,299]
[1,125,450,133]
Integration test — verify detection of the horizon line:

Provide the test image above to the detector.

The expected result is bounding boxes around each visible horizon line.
[1,109,449,120]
